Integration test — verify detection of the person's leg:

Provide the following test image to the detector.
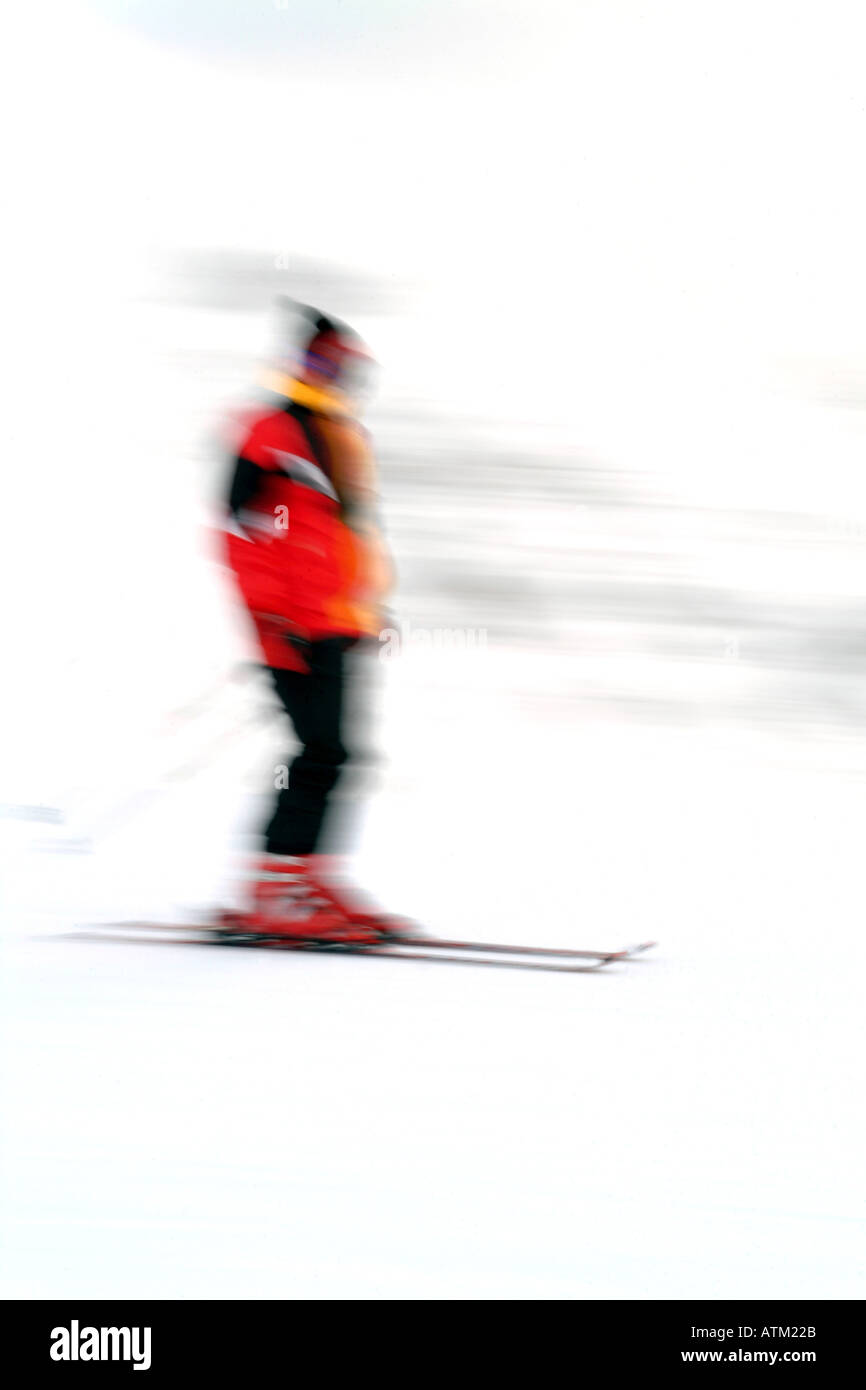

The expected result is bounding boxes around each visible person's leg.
[264,638,349,856]
[235,637,406,940]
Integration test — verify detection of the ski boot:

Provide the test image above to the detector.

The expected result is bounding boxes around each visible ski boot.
[301,854,415,942]
[222,855,387,946]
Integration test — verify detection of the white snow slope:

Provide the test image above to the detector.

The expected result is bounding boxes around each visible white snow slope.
[2,626,865,1299]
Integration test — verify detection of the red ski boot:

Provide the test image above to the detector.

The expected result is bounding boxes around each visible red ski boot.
[227,855,387,945]
[302,855,414,941]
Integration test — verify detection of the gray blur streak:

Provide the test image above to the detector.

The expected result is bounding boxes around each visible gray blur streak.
[374,420,866,739]
[165,248,866,750]
[151,246,410,316]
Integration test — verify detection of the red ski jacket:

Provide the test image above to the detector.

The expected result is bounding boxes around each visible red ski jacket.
[223,377,392,671]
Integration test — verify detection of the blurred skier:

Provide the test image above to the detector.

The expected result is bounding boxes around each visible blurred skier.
[222,305,398,942]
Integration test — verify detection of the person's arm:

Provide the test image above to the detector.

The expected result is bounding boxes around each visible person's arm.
[227,453,266,523]
[225,417,280,539]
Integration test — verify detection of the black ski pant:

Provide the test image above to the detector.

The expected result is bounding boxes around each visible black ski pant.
[263,638,352,857]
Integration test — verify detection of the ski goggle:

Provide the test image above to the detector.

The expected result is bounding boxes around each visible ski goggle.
[304,344,375,397]
[304,347,343,381]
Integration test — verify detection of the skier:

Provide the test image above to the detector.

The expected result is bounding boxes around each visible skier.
[222,304,399,942]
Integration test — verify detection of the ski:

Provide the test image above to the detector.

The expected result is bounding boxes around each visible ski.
[390,933,656,964]
[71,922,655,973]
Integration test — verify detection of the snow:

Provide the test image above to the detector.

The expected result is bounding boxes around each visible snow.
[3,282,866,1295]
[3,220,866,1299]
[3,620,865,1298]
[6,0,866,1301]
